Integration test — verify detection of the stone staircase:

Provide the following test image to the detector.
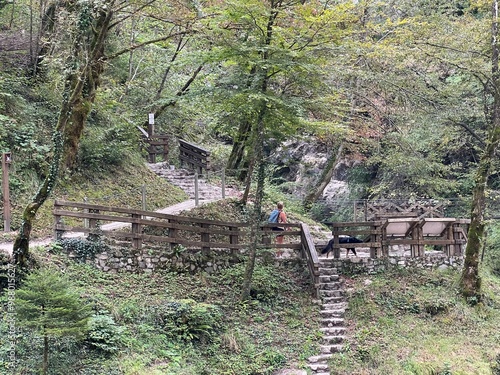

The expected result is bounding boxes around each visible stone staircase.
[148,161,347,375]
[147,162,240,201]
[307,259,347,375]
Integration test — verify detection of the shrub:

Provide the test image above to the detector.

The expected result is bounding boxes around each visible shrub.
[57,238,110,262]
[157,299,222,343]
[86,314,124,353]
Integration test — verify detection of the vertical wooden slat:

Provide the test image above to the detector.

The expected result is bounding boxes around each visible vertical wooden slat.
[229,226,239,253]
[201,223,210,253]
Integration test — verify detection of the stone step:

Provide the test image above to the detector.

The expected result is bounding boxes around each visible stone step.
[320,326,346,335]
[319,275,340,282]
[321,318,344,327]
[308,354,333,363]
[318,267,338,275]
[307,363,329,372]
[321,296,345,304]
[307,363,328,372]
[320,344,343,354]
[322,302,347,310]
[322,335,345,344]
[320,309,344,317]
[318,282,343,290]
[319,289,344,297]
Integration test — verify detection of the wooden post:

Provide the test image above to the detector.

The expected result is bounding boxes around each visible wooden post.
[221,168,226,199]
[194,173,199,206]
[201,223,210,253]
[229,226,239,253]
[2,152,11,232]
[131,213,142,249]
[53,201,62,240]
[141,185,146,211]
[169,219,178,251]
[83,197,89,229]
[332,225,340,259]
[370,222,377,258]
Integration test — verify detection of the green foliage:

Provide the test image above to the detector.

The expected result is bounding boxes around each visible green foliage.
[215,263,294,303]
[77,125,136,174]
[485,221,500,276]
[156,299,222,343]
[57,237,110,262]
[15,267,92,339]
[86,314,125,353]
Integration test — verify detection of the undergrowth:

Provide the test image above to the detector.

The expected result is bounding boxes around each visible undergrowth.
[0,253,320,375]
[331,268,500,375]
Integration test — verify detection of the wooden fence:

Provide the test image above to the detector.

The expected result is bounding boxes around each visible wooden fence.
[53,201,312,252]
[327,217,470,258]
[137,126,169,163]
[53,200,320,294]
[179,139,210,174]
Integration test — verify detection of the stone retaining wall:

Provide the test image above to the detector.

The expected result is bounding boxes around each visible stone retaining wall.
[65,244,463,276]
[328,253,464,275]
[67,245,244,274]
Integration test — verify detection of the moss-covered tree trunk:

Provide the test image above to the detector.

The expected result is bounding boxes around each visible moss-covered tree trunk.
[13,2,115,269]
[63,4,113,169]
[241,109,266,301]
[460,0,500,301]
[13,132,62,269]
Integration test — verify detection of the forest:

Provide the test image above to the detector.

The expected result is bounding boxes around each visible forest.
[1,0,500,374]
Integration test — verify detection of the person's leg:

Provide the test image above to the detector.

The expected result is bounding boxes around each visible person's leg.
[275,228,284,257]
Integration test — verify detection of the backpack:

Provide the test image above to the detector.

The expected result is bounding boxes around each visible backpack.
[268,209,280,223]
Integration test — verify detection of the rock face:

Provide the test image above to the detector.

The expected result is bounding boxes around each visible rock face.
[268,139,351,202]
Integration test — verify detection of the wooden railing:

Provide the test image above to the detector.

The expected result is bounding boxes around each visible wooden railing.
[327,217,470,258]
[53,201,304,252]
[179,139,210,175]
[53,200,322,294]
[137,126,169,163]
[300,223,320,297]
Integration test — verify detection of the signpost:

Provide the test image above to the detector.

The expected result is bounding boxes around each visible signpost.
[148,113,154,136]
[2,152,11,232]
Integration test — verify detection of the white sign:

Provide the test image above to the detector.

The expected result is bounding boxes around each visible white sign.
[148,113,154,125]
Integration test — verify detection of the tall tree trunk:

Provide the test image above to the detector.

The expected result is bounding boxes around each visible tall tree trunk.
[227,121,251,175]
[460,0,500,301]
[241,108,266,301]
[13,132,62,269]
[13,2,114,267]
[42,334,48,375]
[303,142,344,210]
[63,5,113,169]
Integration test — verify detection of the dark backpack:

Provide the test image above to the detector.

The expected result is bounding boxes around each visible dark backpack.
[268,209,280,223]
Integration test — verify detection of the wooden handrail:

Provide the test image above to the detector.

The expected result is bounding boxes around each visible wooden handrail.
[179,139,210,174]
[300,223,320,297]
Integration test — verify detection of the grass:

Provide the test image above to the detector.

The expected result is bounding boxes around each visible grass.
[330,268,500,375]
[8,157,188,239]
[2,246,320,375]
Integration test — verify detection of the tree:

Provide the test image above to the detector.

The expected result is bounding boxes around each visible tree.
[12,0,204,269]
[206,0,355,185]
[15,268,92,375]
[461,0,500,301]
